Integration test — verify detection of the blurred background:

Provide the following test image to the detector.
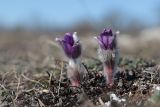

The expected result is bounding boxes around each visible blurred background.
[0,0,160,69]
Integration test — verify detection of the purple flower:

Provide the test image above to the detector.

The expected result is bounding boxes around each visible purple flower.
[96,29,116,50]
[95,28,119,86]
[56,32,86,87]
[56,32,81,59]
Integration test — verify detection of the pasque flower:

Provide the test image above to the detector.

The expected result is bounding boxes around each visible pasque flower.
[56,32,81,59]
[56,32,86,87]
[95,29,119,85]
[97,29,116,50]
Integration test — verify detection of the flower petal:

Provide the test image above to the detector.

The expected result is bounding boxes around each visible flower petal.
[101,29,113,36]
[108,36,115,49]
[64,33,74,46]
[101,35,108,46]
[97,36,107,50]
[59,40,72,58]
[71,44,81,59]
[73,32,79,43]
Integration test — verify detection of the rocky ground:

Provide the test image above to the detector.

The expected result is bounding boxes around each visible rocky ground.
[0,57,160,107]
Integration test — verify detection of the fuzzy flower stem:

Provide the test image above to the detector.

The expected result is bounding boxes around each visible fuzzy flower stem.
[68,58,81,87]
[103,62,114,85]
